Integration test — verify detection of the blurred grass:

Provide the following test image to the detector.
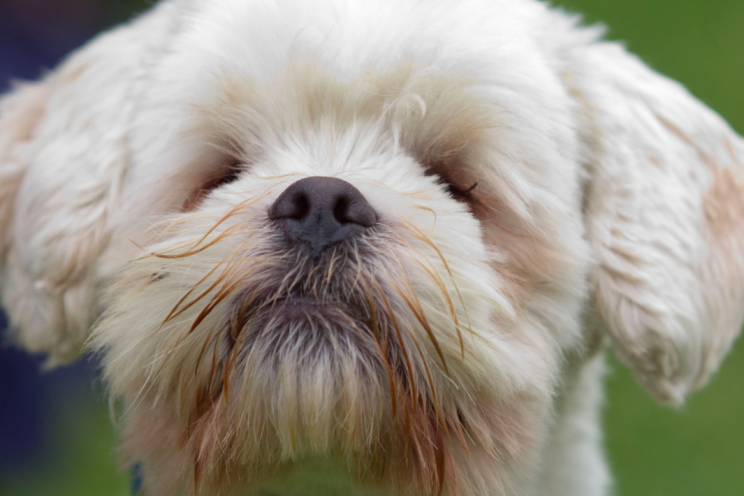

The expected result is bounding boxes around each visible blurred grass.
[604,342,744,496]
[0,383,129,496]
[2,1,743,496]
[555,0,744,134]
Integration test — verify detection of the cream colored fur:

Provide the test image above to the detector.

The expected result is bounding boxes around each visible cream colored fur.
[0,1,742,495]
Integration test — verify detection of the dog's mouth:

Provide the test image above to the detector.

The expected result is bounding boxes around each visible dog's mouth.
[223,283,379,359]
[270,291,377,329]
[265,295,361,321]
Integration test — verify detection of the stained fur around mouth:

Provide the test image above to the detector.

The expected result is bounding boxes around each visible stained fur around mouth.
[217,233,425,396]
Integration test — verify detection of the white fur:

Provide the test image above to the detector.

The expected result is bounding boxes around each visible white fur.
[1,1,742,495]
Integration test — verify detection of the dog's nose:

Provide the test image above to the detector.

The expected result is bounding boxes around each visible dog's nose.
[268,177,377,256]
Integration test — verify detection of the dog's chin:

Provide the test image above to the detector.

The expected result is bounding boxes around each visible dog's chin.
[223,283,416,423]
[167,291,455,496]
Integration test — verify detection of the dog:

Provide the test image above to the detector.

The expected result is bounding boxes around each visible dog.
[1,0,743,495]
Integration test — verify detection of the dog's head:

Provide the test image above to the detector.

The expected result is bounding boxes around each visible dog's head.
[1,1,743,495]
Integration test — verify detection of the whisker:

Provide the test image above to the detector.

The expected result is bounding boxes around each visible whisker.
[373,278,417,420]
[378,258,450,377]
[194,323,220,379]
[398,220,469,359]
[359,274,397,417]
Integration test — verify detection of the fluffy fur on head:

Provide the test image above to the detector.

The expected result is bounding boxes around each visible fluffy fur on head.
[1,1,743,495]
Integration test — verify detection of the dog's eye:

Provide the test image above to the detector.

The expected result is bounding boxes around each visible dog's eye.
[444,181,478,202]
[182,165,243,211]
[207,167,243,190]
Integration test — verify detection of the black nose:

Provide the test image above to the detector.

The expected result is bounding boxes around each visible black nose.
[268,177,377,256]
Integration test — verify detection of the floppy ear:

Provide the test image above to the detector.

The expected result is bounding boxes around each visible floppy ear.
[0,3,176,366]
[569,41,744,405]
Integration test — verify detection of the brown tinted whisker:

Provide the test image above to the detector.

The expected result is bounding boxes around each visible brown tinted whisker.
[373,278,418,419]
[411,204,438,230]
[399,220,469,359]
[165,234,270,328]
[408,331,446,435]
[180,195,263,251]
[154,223,243,259]
[359,274,397,416]
[326,248,340,286]
[163,251,242,325]
[190,275,246,335]
[194,323,220,378]
[382,263,450,377]
[169,261,244,329]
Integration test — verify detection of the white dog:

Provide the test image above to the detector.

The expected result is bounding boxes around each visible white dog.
[1,1,742,495]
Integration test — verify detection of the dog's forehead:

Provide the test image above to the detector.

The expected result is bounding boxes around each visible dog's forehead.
[143,0,574,131]
[125,0,584,217]
[171,0,554,81]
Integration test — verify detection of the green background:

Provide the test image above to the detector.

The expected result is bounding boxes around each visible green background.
[2,1,743,495]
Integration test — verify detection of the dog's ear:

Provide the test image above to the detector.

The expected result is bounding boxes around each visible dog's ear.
[0,4,175,365]
[570,42,744,404]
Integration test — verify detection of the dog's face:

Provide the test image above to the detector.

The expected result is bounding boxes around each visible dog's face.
[95,53,590,496]
[1,1,743,495]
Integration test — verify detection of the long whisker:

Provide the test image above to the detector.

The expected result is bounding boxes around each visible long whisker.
[399,220,470,359]
[158,194,266,255]
[373,278,417,420]
[377,256,450,377]
[359,273,397,417]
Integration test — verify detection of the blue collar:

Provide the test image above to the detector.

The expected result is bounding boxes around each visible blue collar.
[130,462,143,495]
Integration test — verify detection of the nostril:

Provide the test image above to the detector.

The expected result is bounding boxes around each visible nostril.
[289,193,310,220]
[333,197,350,224]
[268,190,310,221]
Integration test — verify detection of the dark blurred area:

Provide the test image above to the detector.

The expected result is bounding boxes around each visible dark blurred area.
[0,0,150,91]
[1,0,102,89]
[0,1,743,496]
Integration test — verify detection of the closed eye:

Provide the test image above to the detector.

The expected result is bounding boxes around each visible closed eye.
[441,177,478,204]
[207,167,242,190]
[446,181,478,201]
[182,163,244,211]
